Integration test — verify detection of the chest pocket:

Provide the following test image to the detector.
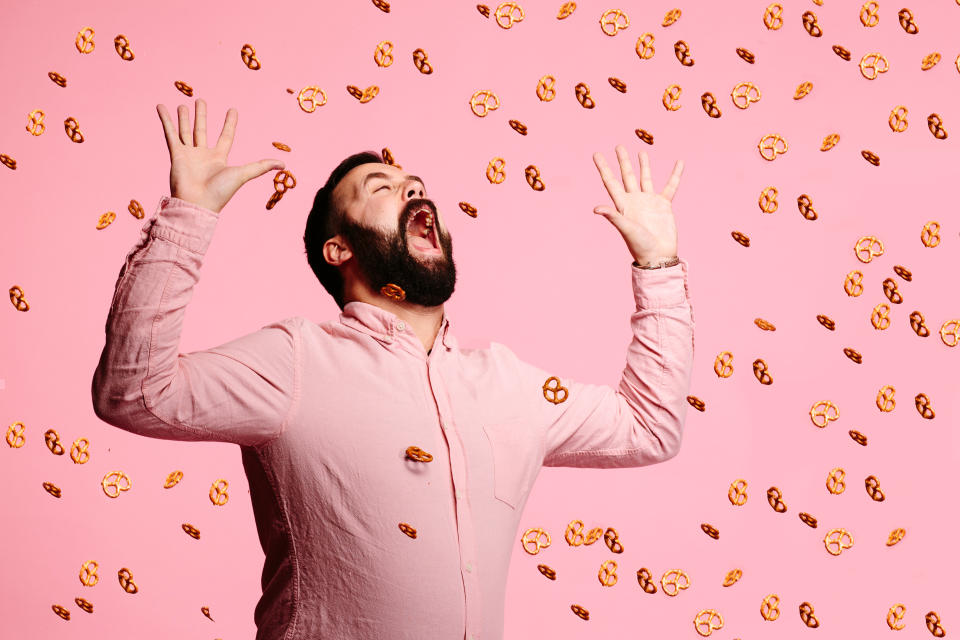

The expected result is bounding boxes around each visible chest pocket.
[482,417,541,509]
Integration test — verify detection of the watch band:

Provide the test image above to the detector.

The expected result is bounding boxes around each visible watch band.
[632,256,680,269]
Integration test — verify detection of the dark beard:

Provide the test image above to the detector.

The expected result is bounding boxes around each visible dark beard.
[337,200,457,308]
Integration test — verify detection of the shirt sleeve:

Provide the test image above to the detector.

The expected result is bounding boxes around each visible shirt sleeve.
[90,196,301,448]
[497,258,695,469]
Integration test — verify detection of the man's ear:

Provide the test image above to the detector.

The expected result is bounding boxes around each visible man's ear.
[323,236,351,267]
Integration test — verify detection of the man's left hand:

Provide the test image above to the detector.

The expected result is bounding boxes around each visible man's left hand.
[592,145,684,265]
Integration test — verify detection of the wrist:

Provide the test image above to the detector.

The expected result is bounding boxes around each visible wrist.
[633,255,680,269]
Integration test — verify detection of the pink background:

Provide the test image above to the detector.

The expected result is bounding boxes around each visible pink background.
[2,0,958,638]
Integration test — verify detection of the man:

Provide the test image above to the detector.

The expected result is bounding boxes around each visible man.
[92,98,695,640]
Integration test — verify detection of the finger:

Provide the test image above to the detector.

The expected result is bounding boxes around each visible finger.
[593,204,625,231]
[239,158,285,185]
[156,104,180,156]
[194,98,207,148]
[177,104,193,146]
[215,108,238,156]
[638,150,654,192]
[615,145,640,192]
[592,151,625,205]
[660,159,685,201]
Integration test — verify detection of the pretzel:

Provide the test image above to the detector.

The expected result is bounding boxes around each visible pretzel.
[485,157,506,184]
[599,9,629,36]
[75,597,93,614]
[635,33,655,59]
[862,150,880,166]
[603,527,624,553]
[662,84,682,111]
[927,114,948,139]
[864,474,885,501]
[240,43,261,70]
[854,235,884,262]
[583,527,602,545]
[163,470,183,488]
[760,594,780,621]
[44,429,65,455]
[297,86,327,113]
[700,92,720,118]
[752,359,772,385]
[521,527,551,554]
[754,317,776,330]
[96,211,116,230]
[570,604,589,620]
[405,446,433,462]
[823,528,853,555]
[458,202,478,218]
[128,199,145,219]
[346,85,379,103]
[887,603,906,630]
[210,479,229,506]
[6,421,25,448]
[721,568,741,587]
[64,117,85,143]
[43,481,62,498]
[79,560,99,586]
[117,567,139,594]
[674,40,694,66]
[537,563,556,580]
[797,193,817,219]
[926,611,946,637]
[832,44,851,61]
[766,486,786,512]
[494,2,524,29]
[876,385,895,412]
[634,128,653,144]
[636,567,657,593]
[700,523,719,539]
[791,79,815,99]
[174,80,194,97]
[801,10,822,37]
[477,4,490,18]
[713,351,733,378]
[809,400,839,428]
[102,471,131,498]
[381,147,400,168]
[762,4,784,30]
[897,8,917,33]
[52,604,70,620]
[26,109,45,136]
[735,47,755,64]
[693,609,723,636]
[731,82,760,109]
[842,347,862,364]
[524,165,545,191]
[686,395,705,412]
[398,522,417,538]
[886,527,906,546]
[371,0,390,12]
[889,106,908,132]
[380,283,405,302]
[859,1,879,27]
[75,26,95,53]
[574,82,595,109]
[799,601,819,628]
[662,8,681,26]
[564,520,586,546]
[536,75,556,102]
[608,77,627,93]
[202,605,214,620]
[542,376,568,404]
[70,438,90,464]
[48,71,67,87]
[826,467,846,495]
[660,569,690,596]
[509,119,528,135]
[848,430,868,446]
[941,319,960,346]
[921,220,941,247]
[182,523,201,539]
[412,48,433,74]
[859,52,890,80]
[892,265,912,281]
[373,41,393,67]
[798,512,818,528]
[816,314,835,331]
[556,2,576,19]
[909,311,930,337]
[757,133,787,160]
[598,559,618,586]
[728,479,747,505]
[915,393,935,419]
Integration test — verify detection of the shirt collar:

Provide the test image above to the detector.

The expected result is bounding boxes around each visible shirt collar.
[339,300,458,354]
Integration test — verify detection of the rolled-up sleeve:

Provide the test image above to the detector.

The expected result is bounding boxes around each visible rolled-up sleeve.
[91,196,301,448]
[500,258,695,469]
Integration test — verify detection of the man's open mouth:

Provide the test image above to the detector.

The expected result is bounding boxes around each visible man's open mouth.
[406,205,439,251]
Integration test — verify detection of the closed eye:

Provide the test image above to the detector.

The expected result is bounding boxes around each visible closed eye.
[376,185,389,191]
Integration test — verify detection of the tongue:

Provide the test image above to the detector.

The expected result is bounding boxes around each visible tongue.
[409,234,435,250]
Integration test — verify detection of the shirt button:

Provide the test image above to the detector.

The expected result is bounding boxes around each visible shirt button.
[456,490,463,499]
[397,322,405,330]
[465,562,473,573]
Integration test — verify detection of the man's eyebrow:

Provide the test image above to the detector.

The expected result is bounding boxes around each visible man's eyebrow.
[359,171,426,195]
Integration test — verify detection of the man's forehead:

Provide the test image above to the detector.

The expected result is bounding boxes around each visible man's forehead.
[335,163,403,201]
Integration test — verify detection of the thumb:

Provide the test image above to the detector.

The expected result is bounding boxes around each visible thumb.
[593,205,624,230]
[239,158,285,184]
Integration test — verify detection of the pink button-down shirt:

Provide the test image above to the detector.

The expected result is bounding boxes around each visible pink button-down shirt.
[92,196,695,640]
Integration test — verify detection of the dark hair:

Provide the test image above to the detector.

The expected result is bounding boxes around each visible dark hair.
[303,151,384,311]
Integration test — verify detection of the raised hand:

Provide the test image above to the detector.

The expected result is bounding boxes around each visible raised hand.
[592,145,684,265]
[156,98,285,213]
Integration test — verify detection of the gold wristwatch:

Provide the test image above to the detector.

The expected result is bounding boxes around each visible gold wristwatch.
[632,256,680,269]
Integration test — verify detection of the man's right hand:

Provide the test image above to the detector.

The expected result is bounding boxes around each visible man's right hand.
[156,98,284,214]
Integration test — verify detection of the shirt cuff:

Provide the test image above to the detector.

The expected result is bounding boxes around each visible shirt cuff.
[148,196,221,255]
[631,257,689,309]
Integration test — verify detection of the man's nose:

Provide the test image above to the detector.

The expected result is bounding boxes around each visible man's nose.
[404,183,423,199]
